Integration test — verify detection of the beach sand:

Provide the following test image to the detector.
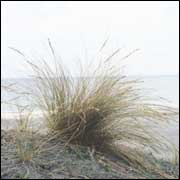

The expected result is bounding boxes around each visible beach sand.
[1,112,179,179]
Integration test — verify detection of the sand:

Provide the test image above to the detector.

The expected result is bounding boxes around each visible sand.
[1,112,179,179]
[2,130,179,179]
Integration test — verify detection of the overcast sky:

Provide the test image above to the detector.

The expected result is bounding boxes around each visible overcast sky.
[1,1,179,78]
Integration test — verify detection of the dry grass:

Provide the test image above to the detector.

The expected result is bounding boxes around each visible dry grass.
[9,40,179,176]
[13,107,37,162]
[1,83,39,162]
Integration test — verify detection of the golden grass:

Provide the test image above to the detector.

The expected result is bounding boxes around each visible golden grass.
[9,40,179,174]
[12,106,40,162]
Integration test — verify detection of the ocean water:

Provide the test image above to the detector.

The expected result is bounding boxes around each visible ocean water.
[1,75,179,113]
[140,75,179,106]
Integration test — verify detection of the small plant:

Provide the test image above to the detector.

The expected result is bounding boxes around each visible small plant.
[1,83,41,162]
[14,106,37,162]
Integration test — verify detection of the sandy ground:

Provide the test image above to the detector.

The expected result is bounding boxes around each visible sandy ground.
[1,113,179,179]
[2,130,179,179]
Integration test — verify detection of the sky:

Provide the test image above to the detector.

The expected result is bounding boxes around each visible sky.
[1,1,179,78]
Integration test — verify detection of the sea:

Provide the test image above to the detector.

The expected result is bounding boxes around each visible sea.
[1,75,179,113]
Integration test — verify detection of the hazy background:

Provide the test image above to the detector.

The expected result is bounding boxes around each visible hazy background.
[1,1,179,78]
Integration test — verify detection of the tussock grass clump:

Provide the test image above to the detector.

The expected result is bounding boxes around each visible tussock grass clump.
[11,40,179,173]
[13,107,37,162]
